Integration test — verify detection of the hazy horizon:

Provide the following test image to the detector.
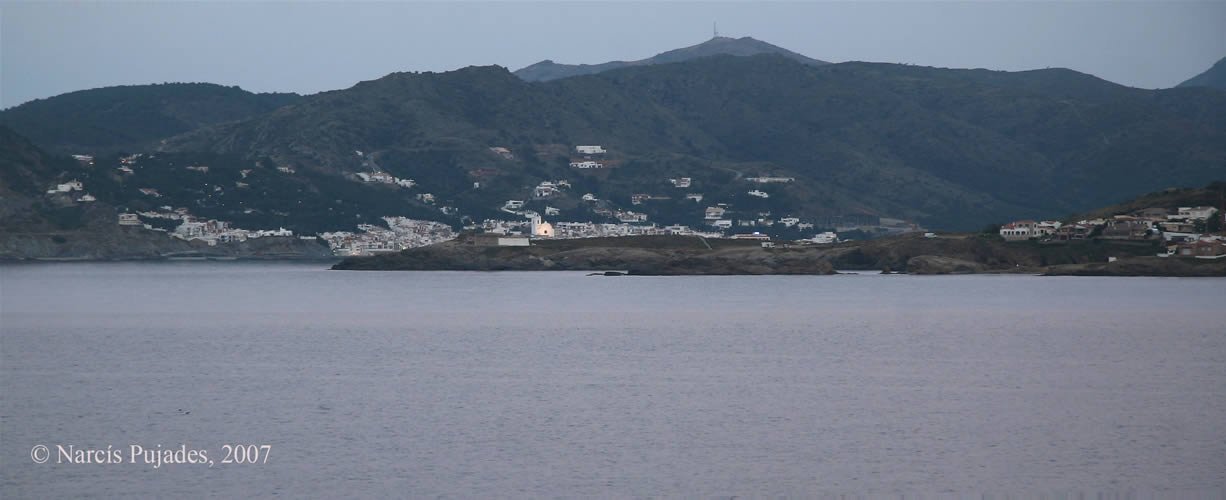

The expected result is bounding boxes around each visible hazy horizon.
[2,1,1224,108]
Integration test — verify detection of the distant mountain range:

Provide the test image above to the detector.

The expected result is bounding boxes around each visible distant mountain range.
[1178,57,1226,90]
[514,36,827,82]
[2,37,1224,242]
[160,54,1226,230]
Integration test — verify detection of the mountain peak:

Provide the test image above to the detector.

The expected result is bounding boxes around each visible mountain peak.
[513,36,827,82]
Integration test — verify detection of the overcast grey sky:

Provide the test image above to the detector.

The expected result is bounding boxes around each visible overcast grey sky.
[2,1,1224,108]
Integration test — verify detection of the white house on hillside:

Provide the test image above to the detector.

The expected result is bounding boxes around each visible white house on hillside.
[1173,207,1219,221]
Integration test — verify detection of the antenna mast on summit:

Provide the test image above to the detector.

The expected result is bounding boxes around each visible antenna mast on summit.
[713,22,719,38]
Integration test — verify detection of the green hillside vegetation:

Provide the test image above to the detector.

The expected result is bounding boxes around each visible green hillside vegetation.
[1075,181,1226,220]
[0,83,300,154]
[45,151,458,235]
[0,126,101,233]
[165,55,1226,230]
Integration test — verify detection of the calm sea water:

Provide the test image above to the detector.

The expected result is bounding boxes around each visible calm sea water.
[2,262,1224,498]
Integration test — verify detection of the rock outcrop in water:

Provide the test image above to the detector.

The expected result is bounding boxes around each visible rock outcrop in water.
[332,235,836,275]
[333,233,1226,277]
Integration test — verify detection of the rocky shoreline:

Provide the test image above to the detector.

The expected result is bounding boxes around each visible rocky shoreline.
[6,229,1222,277]
[0,227,334,261]
[1043,257,1226,277]
[332,234,1226,277]
[331,235,836,275]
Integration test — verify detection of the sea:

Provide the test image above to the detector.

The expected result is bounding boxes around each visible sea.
[2,262,1224,498]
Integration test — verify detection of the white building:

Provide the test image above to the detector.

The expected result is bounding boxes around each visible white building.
[528,214,552,238]
[534,184,558,198]
[999,220,1038,241]
[504,200,525,210]
[616,211,648,223]
[1035,221,1063,237]
[1000,220,1061,240]
[533,221,555,238]
[255,227,293,237]
[575,145,606,155]
[1173,207,1219,220]
[118,213,141,226]
[175,221,208,239]
[686,193,704,203]
[670,177,692,188]
[748,190,770,199]
[746,176,795,184]
[705,206,726,220]
[810,232,838,244]
[48,179,84,193]
[569,161,603,169]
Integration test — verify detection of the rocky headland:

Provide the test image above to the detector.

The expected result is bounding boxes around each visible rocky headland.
[331,235,836,275]
[332,233,1226,277]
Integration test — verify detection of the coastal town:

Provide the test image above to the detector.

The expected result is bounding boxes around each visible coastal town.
[118,204,456,257]
[69,143,914,256]
[42,143,1223,261]
[998,204,1225,258]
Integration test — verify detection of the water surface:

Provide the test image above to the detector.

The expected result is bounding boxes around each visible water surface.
[2,263,1224,497]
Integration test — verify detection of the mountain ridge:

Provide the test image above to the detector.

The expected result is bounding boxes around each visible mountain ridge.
[1177,56,1226,90]
[4,37,1225,235]
[0,83,301,154]
[160,54,1226,230]
[514,36,828,82]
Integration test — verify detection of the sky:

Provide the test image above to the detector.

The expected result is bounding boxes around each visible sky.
[2,1,1224,109]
